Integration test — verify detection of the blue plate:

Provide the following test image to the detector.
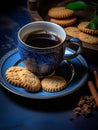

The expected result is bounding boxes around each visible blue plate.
[0,48,88,99]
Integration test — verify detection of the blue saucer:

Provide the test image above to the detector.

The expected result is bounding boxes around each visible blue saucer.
[0,48,88,99]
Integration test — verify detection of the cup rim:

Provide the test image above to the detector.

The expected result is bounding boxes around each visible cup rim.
[18,21,66,50]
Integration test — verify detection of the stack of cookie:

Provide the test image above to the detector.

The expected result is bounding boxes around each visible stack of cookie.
[48,7,77,27]
[65,21,98,44]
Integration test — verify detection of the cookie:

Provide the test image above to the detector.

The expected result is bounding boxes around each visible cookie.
[41,75,67,92]
[78,21,98,35]
[50,17,77,27]
[48,7,74,19]
[78,31,98,44]
[19,69,42,92]
[5,66,26,86]
[65,26,80,37]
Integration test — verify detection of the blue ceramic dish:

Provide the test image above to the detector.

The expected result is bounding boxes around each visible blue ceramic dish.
[0,48,88,99]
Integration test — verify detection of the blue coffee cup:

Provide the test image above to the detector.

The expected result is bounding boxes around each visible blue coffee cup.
[18,21,82,77]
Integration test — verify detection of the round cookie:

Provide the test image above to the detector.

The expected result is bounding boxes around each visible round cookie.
[78,31,98,44]
[5,66,26,86]
[41,75,67,92]
[78,21,98,35]
[48,7,74,19]
[19,69,42,92]
[65,26,80,37]
[50,17,77,27]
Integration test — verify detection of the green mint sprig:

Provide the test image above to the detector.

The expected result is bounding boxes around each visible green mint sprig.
[66,1,88,10]
[86,15,98,30]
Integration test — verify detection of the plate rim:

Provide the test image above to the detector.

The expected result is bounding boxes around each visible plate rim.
[0,48,89,99]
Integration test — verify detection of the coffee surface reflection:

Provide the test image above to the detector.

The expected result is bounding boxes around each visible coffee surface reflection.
[22,30,62,48]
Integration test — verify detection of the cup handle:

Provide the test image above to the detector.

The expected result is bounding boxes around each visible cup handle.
[64,37,82,60]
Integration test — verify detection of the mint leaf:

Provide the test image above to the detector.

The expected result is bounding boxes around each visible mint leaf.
[86,16,98,30]
[66,1,88,10]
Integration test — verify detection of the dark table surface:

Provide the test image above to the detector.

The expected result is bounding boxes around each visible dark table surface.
[0,0,98,130]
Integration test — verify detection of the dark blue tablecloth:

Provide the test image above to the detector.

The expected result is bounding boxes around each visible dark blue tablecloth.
[0,1,98,130]
[0,1,31,58]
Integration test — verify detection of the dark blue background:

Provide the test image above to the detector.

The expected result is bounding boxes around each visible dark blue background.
[0,0,98,130]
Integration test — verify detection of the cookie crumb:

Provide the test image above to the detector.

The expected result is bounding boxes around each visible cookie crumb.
[73,95,97,118]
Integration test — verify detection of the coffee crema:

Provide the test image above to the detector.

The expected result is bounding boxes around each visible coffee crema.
[22,30,62,48]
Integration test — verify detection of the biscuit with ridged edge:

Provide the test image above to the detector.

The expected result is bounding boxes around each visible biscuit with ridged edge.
[5,66,27,86]
[65,26,80,37]
[48,7,74,19]
[50,17,77,27]
[41,75,67,92]
[78,31,98,44]
[19,69,41,92]
[78,21,98,35]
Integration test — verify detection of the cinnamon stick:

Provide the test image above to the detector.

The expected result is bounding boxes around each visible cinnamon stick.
[88,80,98,107]
[93,70,98,90]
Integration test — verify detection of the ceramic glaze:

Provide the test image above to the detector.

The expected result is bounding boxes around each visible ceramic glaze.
[18,21,82,77]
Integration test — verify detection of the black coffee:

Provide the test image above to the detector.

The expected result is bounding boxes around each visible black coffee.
[22,31,62,48]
